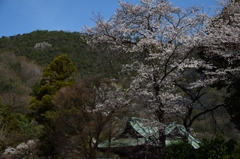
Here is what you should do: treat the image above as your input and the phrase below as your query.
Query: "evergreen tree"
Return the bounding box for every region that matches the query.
[28,54,77,158]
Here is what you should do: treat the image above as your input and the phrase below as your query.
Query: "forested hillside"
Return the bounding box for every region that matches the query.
[0,30,132,78]
[0,30,137,120]
[0,30,134,158]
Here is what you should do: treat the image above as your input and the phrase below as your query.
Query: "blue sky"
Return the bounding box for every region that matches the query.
[0,0,221,37]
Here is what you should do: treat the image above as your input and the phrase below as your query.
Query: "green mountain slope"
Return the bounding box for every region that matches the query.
[0,30,130,78]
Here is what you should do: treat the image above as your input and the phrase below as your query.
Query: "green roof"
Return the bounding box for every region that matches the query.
[98,117,200,149]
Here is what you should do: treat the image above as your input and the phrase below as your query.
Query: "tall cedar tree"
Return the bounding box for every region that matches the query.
[28,54,77,158]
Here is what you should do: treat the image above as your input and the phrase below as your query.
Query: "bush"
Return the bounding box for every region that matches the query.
[166,135,240,159]
[196,135,228,159]
[196,135,240,159]
[166,141,196,159]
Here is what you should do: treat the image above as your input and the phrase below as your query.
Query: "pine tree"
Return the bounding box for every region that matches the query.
[28,54,77,158]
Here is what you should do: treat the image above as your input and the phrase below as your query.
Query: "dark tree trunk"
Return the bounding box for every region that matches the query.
[156,107,166,158]
[159,131,166,159]
[154,76,166,159]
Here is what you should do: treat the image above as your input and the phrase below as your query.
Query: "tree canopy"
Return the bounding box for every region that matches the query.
[85,0,240,158]
[85,0,210,158]
[1,0,240,158]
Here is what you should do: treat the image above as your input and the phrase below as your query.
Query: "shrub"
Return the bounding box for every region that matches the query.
[166,141,196,159]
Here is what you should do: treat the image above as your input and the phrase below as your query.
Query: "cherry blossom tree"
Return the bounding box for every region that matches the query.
[85,0,208,158]
[197,0,240,130]
[192,0,240,87]
[53,77,130,159]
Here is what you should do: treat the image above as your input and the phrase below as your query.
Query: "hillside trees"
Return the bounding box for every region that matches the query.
[0,103,21,151]
[0,52,43,152]
[85,0,209,158]
[0,30,132,79]
[53,76,129,159]
[28,54,77,158]
[0,52,42,114]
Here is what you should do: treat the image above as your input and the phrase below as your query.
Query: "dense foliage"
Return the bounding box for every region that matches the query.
[28,54,77,157]
[0,30,132,78]
[0,0,240,158]
[166,135,240,159]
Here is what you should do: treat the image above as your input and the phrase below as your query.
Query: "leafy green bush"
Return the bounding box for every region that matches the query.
[166,141,196,159]
[166,136,240,159]
[230,143,240,159]
[196,135,240,159]
[196,135,228,159]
